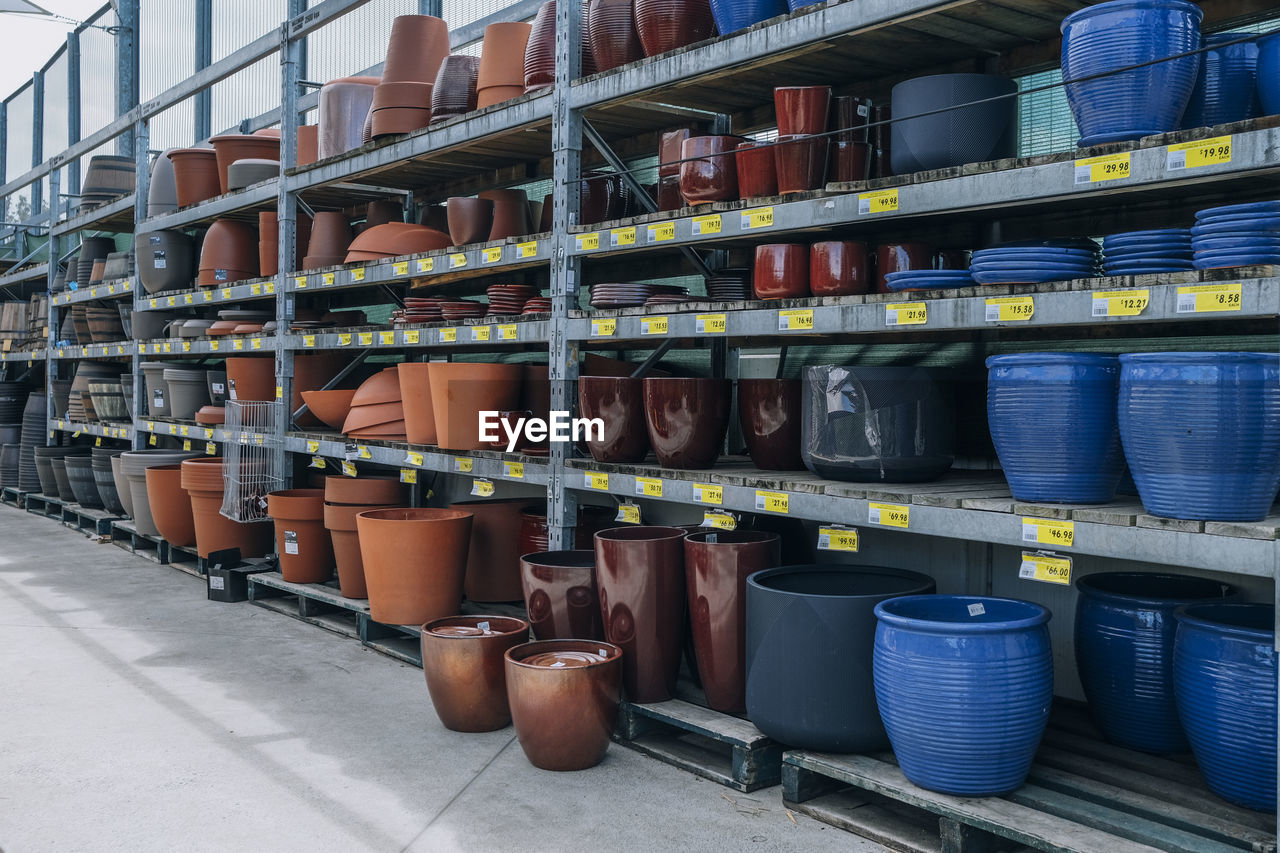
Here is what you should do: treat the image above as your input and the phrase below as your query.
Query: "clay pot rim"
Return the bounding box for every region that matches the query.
[357,507,473,523]
[506,639,623,668]
[594,525,687,543]
[746,564,937,600]
[422,614,530,638]
[520,549,595,569]
[685,530,780,546]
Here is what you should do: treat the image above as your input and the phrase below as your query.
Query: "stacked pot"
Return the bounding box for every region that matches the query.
[323,476,407,598]
[477,23,532,109]
[120,449,201,536]
[302,211,353,270]
[343,366,406,440]
[371,16,450,138]
[208,132,280,195]
[268,489,333,583]
[772,85,831,193]
[180,457,273,557]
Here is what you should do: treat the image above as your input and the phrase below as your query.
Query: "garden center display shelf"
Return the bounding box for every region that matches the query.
[283,432,550,488]
[0,263,49,296]
[283,319,550,352]
[135,335,275,356]
[51,419,133,441]
[136,419,229,447]
[0,349,44,364]
[50,194,136,237]
[52,342,137,359]
[136,278,276,311]
[50,277,133,307]
[138,179,402,234]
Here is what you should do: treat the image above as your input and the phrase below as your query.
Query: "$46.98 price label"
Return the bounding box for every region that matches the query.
[1022,517,1074,548]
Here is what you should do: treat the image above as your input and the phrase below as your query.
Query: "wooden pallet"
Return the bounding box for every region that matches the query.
[60,504,121,537]
[24,492,65,519]
[164,542,204,578]
[1,487,30,508]
[248,572,366,640]
[782,710,1277,853]
[615,697,784,793]
[110,520,167,564]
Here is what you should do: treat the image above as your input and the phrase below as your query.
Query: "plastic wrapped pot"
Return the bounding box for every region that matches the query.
[746,565,934,751]
[801,364,954,482]
[421,615,530,732]
[889,73,1016,174]
[874,595,1053,796]
[1076,571,1234,754]
[317,77,380,159]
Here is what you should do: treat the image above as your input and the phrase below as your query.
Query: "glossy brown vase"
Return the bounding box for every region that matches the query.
[167,149,221,208]
[643,377,730,470]
[830,140,871,183]
[810,240,870,296]
[679,135,743,204]
[684,530,780,712]
[519,505,618,554]
[774,134,828,194]
[875,242,932,294]
[382,15,450,84]
[735,140,778,200]
[209,134,280,194]
[268,489,333,584]
[449,498,534,602]
[594,526,686,703]
[775,85,831,135]
[446,197,495,246]
[357,508,473,625]
[753,243,809,299]
[577,376,650,463]
[587,0,644,72]
[634,0,715,58]
[421,615,530,732]
[521,550,605,641]
[144,464,196,547]
[198,219,258,287]
[505,640,623,770]
[738,378,804,470]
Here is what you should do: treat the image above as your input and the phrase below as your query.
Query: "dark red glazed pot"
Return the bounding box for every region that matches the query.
[679,135,744,204]
[420,615,530,732]
[774,85,831,135]
[832,94,873,143]
[936,249,972,270]
[829,140,871,183]
[586,0,644,71]
[577,375,650,463]
[521,550,605,641]
[738,378,805,470]
[634,0,715,58]
[810,240,870,296]
[659,128,693,210]
[519,504,619,554]
[684,530,781,712]
[735,140,778,200]
[774,134,828,194]
[753,243,809,300]
[875,242,932,294]
[594,526,687,703]
[642,377,731,470]
[506,640,622,770]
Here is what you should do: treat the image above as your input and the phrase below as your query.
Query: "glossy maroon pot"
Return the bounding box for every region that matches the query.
[936,249,972,270]
[735,140,778,200]
[577,375,650,463]
[519,504,619,554]
[775,85,831,135]
[753,243,809,300]
[829,140,871,183]
[594,526,687,702]
[738,378,805,470]
[420,615,529,732]
[506,640,622,770]
[642,377,731,469]
[774,134,828,194]
[634,0,715,58]
[875,242,932,294]
[521,550,605,640]
[586,0,644,72]
[659,128,693,210]
[684,530,780,712]
[832,94,873,143]
[679,135,743,204]
[810,240,870,296]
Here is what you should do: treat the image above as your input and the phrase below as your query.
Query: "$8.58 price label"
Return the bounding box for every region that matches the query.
[1177,283,1241,314]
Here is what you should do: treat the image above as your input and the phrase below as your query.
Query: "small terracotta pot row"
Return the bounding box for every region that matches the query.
[754,240,969,297]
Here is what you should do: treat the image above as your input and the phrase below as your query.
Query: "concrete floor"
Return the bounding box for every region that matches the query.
[0,506,886,853]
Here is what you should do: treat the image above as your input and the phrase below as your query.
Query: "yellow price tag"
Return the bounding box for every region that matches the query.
[692,214,721,236]
[647,221,675,243]
[400,468,418,484]
[358,332,373,346]
[504,461,524,479]
[209,340,220,351]
[1177,283,1241,313]
[517,240,538,258]
[471,326,491,342]
[351,267,365,282]
[303,335,316,347]
[183,292,193,305]
[1168,136,1231,171]
[858,189,899,215]
[453,457,473,473]
[617,504,641,524]
[94,437,102,447]
[341,460,357,478]
[1092,289,1149,317]
[392,262,408,276]
[250,282,262,295]
[148,434,157,446]
[405,451,424,466]
[576,232,600,251]
[166,296,177,307]
[206,442,217,455]
[449,253,467,269]
[232,339,244,350]
[265,281,275,294]
[357,446,372,459]
[868,502,910,528]
[250,337,262,350]
[149,298,158,309]
[641,316,668,336]
[308,455,325,468]
[696,313,726,334]
[635,476,663,497]
[202,290,213,302]
[755,490,789,514]
[482,246,502,264]
[778,309,814,331]
[886,302,928,326]
[985,296,1034,322]
[294,275,307,289]
[179,425,190,436]
[182,439,192,451]
[379,331,395,345]
[1022,517,1074,548]
[471,479,495,497]
[498,324,518,340]
[740,207,773,230]
[818,527,860,552]
[416,258,433,274]
[1020,551,1072,585]
[585,471,609,490]
[403,329,420,344]
[1075,152,1131,184]
[221,288,232,300]
[439,327,457,343]
[609,227,635,248]
[693,483,722,505]
[702,511,736,530]
[306,440,319,453]
[322,272,335,286]
[181,341,192,353]
[591,318,616,337]
[338,333,352,346]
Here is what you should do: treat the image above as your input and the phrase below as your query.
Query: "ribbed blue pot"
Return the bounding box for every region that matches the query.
[986,353,1124,503]
[1075,572,1235,754]
[1182,32,1261,129]
[873,595,1053,797]
[708,0,787,35]
[1060,0,1203,145]
[1118,352,1280,521]
[1174,603,1277,811]
[1260,33,1280,117]
[786,0,822,10]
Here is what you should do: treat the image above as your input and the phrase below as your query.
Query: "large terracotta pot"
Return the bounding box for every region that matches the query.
[449,498,535,602]
[209,134,280,194]
[810,240,870,296]
[753,243,809,299]
[738,378,804,470]
[305,211,354,260]
[144,464,196,546]
[679,135,743,204]
[225,357,275,403]
[634,0,715,58]
[356,508,473,625]
[382,15,450,84]
[179,458,273,558]
[587,0,644,72]
[478,22,533,92]
[166,149,221,208]
[421,615,530,732]
[397,362,437,445]
[198,219,259,287]
[325,474,406,506]
[594,525,687,703]
[446,197,495,246]
[425,362,524,451]
[684,530,781,712]
[505,640,623,770]
[323,494,407,599]
[642,377,731,470]
[521,550,605,641]
[268,489,333,584]
[577,376,649,463]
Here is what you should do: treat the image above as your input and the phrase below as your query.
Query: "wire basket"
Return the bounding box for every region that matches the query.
[221,400,284,523]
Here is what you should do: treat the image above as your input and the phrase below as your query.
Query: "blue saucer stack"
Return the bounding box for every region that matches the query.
[884,269,976,292]
[1102,228,1194,275]
[970,239,1102,285]
[1192,201,1280,269]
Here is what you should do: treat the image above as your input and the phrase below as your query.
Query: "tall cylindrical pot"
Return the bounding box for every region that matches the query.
[268,489,333,584]
[356,508,473,625]
[520,550,605,641]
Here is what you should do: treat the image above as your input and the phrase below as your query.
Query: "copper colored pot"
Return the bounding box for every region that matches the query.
[505,639,623,770]
[875,242,932,294]
[684,530,781,712]
[679,135,743,204]
[577,375,650,463]
[521,550,605,641]
[357,508,473,625]
[446,197,495,246]
[421,615,530,732]
[594,526,686,702]
[634,0,715,58]
[586,0,644,72]
[774,85,831,135]
[774,134,828,194]
[425,362,523,451]
[810,240,869,296]
[753,243,809,300]
[642,377,731,470]
[735,140,778,200]
[738,378,804,470]
[449,497,535,602]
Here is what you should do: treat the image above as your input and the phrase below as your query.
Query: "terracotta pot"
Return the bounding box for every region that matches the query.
[449,498,534,602]
[356,508,473,625]
[774,134,828,194]
[446,197,495,246]
[144,464,196,546]
[345,223,451,261]
[577,376,649,462]
[318,77,380,159]
[519,505,619,554]
[306,211,353,259]
[738,378,805,470]
[344,403,405,434]
[829,140,871,183]
[224,357,275,403]
[594,526,686,702]
[365,200,403,227]
[167,149,221,208]
[679,135,743,204]
[478,22,533,91]
[198,219,259,287]
[209,134,280,194]
[684,530,780,712]
[292,353,347,429]
[875,242,932,294]
[382,15,450,84]
[325,474,406,506]
[268,489,333,584]
[753,243,809,299]
[643,377,731,469]
[431,55,480,120]
[297,125,319,166]
[587,0,644,72]
[506,640,623,770]
[810,240,869,296]
[259,211,279,277]
[476,85,525,109]
[735,140,778,200]
[479,188,532,240]
[396,362,437,445]
[426,362,524,450]
[351,366,401,406]
[323,501,390,598]
[371,105,431,137]
[521,550,605,641]
[775,85,831,135]
[421,615,530,732]
[179,458,274,558]
[635,0,715,58]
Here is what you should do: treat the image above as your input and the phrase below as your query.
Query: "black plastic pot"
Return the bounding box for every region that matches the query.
[889,73,1017,175]
[745,564,935,752]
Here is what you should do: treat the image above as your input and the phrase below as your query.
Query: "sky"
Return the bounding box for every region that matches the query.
[0,0,112,98]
